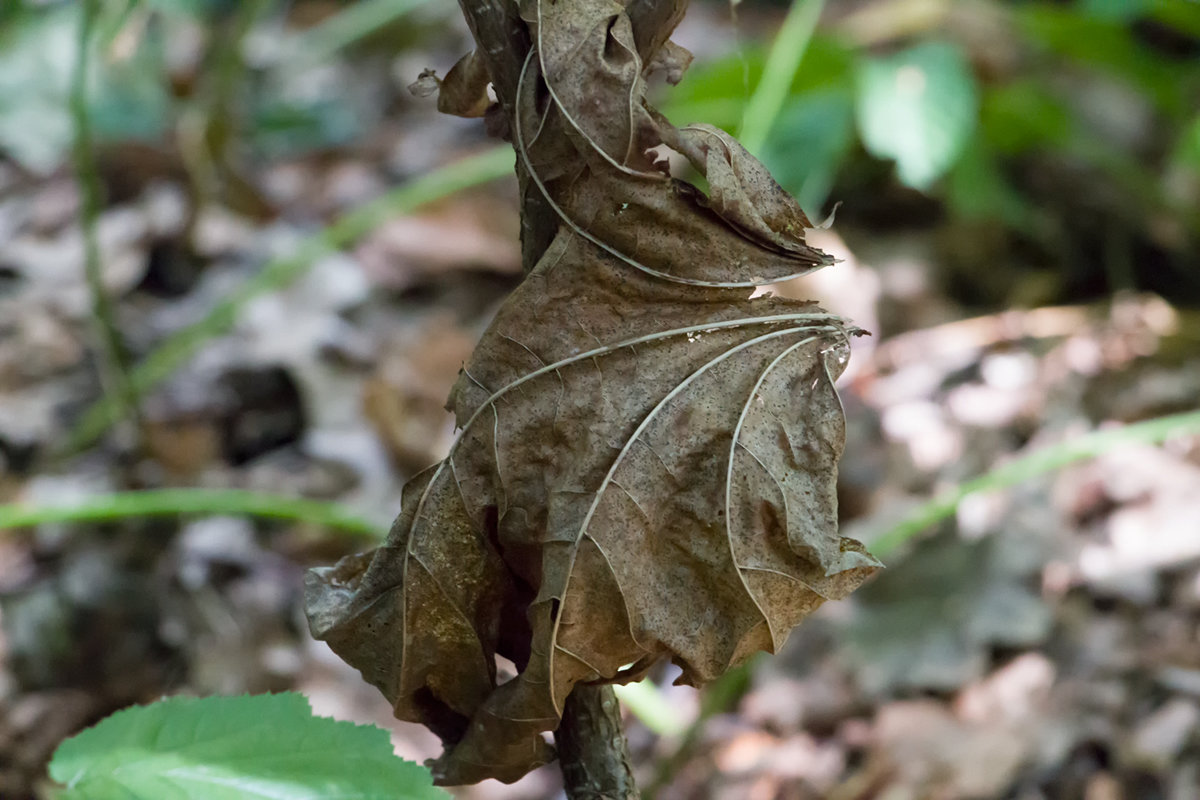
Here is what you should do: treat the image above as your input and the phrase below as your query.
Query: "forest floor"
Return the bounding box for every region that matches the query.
[2,2,1200,799]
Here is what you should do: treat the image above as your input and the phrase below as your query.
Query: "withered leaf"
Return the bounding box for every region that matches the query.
[647,39,693,85]
[437,50,492,118]
[407,69,441,99]
[307,0,879,786]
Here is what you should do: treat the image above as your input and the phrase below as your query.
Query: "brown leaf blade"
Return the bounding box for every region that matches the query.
[307,233,879,784]
[438,51,492,118]
[308,0,879,785]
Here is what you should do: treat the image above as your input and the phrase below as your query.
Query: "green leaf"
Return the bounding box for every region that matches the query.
[944,138,1030,228]
[0,4,169,173]
[738,0,826,156]
[1175,113,1200,171]
[762,88,855,214]
[661,48,765,131]
[1147,0,1200,37]
[49,692,449,800]
[1017,6,1197,118]
[786,36,858,97]
[661,36,854,135]
[1079,0,1149,21]
[855,41,978,191]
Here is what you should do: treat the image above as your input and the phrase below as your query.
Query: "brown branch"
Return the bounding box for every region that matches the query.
[453,0,556,272]
[554,684,640,800]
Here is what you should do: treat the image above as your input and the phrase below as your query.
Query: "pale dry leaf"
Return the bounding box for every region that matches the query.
[675,124,819,248]
[307,0,878,785]
[408,69,441,99]
[647,40,693,85]
[513,57,833,287]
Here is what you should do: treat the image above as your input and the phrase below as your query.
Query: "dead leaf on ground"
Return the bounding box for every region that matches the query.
[844,528,1052,694]
[307,0,877,784]
[858,699,1032,799]
[364,314,478,472]
[354,196,521,291]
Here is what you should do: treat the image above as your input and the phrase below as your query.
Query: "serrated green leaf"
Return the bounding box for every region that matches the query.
[49,692,449,800]
[855,41,978,191]
[945,139,1030,228]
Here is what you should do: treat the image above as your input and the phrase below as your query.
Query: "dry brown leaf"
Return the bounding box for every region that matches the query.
[647,40,693,85]
[407,68,440,99]
[438,51,492,118]
[308,238,877,784]
[307,0,878,785]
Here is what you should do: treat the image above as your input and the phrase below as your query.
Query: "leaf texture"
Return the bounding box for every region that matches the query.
[49,693,448,799]
[306,0,880,785]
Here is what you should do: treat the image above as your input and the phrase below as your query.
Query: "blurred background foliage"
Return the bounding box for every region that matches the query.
[664,0,1200,309]
[2,0,1197,307]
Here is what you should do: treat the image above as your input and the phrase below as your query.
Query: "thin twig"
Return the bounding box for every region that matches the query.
[71,0,143,442]
[644,662,753,797]
[555,685,640,800]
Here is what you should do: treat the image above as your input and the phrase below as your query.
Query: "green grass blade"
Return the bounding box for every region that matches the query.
[871,409,1200,557]
[287,0,437,66]
[613,680,687,737]
[65,145,514,453]
[738,0,826,156]
[0,488,386,538]
[74,0,143,436]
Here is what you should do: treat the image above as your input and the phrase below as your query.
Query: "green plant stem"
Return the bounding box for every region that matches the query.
[612,680,686,738]
[738,0,826,156]
[871,408,1200,557]
[288,0,436,66]
[0,489,383,538]
[72,0,142,439]
[65,145,515,454]
[178,0,270,218]
[644,660,754,797]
